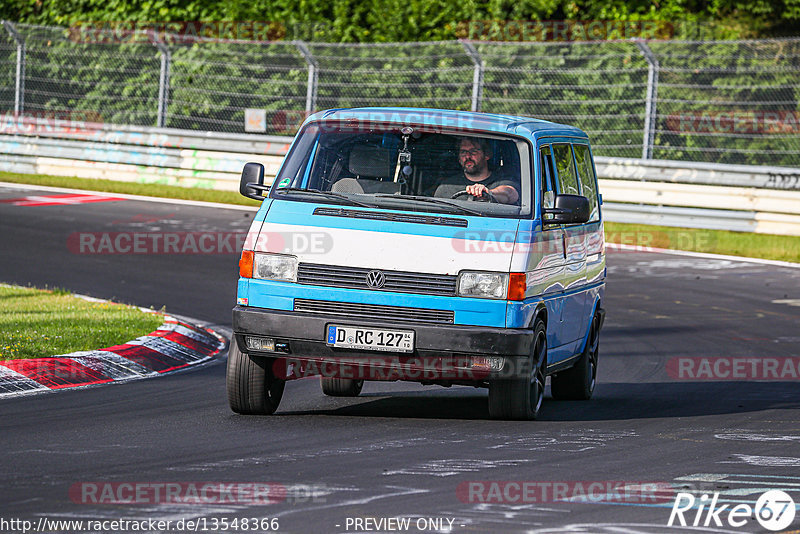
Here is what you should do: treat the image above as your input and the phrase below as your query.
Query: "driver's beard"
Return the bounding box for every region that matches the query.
[463,164,487,178]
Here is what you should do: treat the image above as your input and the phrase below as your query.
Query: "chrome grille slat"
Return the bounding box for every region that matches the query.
[300,265,360,273]
[294,298,454,324]
[297,263,457,296]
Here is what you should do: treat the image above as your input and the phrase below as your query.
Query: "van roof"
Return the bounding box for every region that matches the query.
[305,107,589,140]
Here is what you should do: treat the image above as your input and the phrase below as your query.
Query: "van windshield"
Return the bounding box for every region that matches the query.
[270,124,532,218]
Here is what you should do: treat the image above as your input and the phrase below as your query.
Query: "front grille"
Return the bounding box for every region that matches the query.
[294,298,455,324]
[297,263,457,296]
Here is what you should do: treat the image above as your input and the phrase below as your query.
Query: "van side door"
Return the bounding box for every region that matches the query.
[551,143,589,347]
[573,142,605,344]
[533,145,570,355]
[573,142,604,287]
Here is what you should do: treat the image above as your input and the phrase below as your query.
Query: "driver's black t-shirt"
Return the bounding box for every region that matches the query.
[433,170,519,203]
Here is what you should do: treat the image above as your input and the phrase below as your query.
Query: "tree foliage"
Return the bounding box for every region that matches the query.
[2,0,799,41]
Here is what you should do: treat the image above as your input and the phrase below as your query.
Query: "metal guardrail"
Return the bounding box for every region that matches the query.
[0,118,288,188]
[594,156,800,234]
[595,157,800,190]
[1,119,799,235]
[601,203,798,235]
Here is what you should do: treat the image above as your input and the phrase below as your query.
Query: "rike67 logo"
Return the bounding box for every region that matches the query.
[668,490,796,531]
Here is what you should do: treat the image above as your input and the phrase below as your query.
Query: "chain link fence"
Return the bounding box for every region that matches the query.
[0,24,16,113]
[1,22,798,167]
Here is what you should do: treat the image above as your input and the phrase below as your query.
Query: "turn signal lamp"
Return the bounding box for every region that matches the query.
[239,250,254,278]
[507,273,527,301]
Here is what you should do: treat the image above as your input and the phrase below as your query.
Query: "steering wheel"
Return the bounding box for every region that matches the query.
[450,189,498,203]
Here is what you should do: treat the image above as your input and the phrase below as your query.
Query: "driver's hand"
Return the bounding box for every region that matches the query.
[465,184,489,198]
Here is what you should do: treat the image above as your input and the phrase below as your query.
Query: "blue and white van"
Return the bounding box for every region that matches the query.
[228,108,605,420]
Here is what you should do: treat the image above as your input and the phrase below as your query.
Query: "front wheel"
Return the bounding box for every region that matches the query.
[226,340,285,414]
[551,313,600,400]
[488,319,547,420]
[321,378,364,397]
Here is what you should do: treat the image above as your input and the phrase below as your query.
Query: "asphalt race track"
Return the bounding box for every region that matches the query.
[1,184,799,534]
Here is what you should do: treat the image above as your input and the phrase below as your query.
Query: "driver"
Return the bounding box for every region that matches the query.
[434,137,519,204]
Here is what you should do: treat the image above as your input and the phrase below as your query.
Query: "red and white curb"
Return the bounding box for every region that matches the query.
[0,315,227,398]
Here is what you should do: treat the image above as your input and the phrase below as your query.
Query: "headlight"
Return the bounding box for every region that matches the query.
[457,271,508,299]
[253,253,298,282]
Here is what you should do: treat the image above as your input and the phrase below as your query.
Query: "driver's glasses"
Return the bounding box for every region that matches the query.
[459,149,482,158]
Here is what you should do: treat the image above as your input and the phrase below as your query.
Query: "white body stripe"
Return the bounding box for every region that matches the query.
[254,222,514,274]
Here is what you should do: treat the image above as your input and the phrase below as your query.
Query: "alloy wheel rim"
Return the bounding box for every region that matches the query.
[588,318,599,392]
[530,330,546,413]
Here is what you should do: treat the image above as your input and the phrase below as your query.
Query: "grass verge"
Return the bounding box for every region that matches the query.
[1,171,798,263]
[0,285,165,360]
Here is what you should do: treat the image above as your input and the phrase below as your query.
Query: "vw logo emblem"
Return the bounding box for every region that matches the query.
[365,270,386,289]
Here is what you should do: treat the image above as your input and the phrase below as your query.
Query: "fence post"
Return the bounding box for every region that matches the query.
[461,40,483,112]
[153,37,171,128]
[295,41,318,115]
[635,40,659,160]
[2,21,25,114]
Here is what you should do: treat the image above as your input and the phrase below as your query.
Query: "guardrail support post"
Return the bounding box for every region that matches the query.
[461,40,483,112]
[153,37,171,128]
[636,40,659,160]
[295,41,318,116]
[2,21,25,114]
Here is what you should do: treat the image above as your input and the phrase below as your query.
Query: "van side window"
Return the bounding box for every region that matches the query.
[539,146,556,209]
[552,144,579,196]
[573,144,600,222]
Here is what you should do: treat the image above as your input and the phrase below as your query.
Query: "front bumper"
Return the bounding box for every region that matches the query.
[232,306,534,382]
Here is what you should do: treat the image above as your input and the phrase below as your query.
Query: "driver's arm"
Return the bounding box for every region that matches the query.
[465,183,519,204]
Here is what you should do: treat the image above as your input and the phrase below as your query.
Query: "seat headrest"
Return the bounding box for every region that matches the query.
[330,178,364,194]
[348,145,393,178]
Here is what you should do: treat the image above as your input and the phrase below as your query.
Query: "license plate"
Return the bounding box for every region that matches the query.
[326,325,414,353]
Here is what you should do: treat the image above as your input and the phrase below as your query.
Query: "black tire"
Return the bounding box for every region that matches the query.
[488,319,547,420]
[321,378,364,397]
[226,341,285,414]
[551,313,600,401]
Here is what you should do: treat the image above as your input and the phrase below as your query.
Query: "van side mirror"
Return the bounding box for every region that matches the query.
[240,162,270,201]
[543,194,590,225]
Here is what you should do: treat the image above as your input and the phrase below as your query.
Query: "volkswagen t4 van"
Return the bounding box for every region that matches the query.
[228,108,605,420]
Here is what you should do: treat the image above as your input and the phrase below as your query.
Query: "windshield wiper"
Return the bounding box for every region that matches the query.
[374,194,484,216]
[273,188,379,209]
